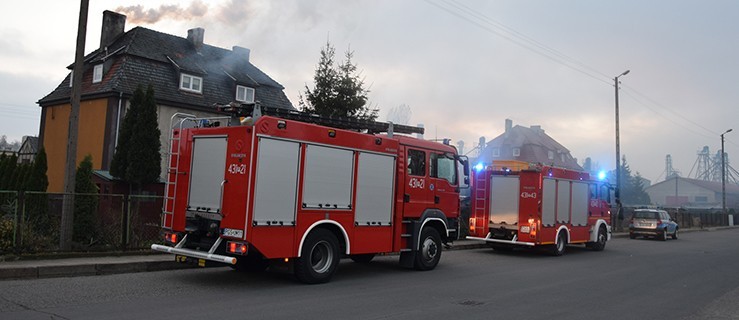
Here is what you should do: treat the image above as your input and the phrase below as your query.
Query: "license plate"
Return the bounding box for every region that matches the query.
[223,228,244,238]
[520,226,530,233]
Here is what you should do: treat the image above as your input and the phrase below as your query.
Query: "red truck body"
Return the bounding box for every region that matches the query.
[466,161,611,255]
[152,106,467,283]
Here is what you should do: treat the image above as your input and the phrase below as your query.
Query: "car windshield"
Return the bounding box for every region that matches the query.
[634,211,658,219]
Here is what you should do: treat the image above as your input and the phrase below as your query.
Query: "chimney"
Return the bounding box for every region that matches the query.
[505,119,513,133]
[100,10,126,49]
[187,28,205,50]
[233,46,251,62]
[531,125,544,134]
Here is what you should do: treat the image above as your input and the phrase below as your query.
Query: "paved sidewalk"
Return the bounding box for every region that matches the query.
[0,227,734,281]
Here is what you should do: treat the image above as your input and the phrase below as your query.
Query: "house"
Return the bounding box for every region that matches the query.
[37,10,293,192]
[17,136,39,164]
[645,176,739,210]
[478,119,583,171]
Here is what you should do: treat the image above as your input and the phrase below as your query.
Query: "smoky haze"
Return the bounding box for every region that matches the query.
[116,1,209,24]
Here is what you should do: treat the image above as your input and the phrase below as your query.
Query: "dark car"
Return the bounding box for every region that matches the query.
[629,209,679,241]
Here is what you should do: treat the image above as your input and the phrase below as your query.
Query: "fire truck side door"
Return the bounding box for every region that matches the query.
[430,152,459,217]
[403,147,432,217]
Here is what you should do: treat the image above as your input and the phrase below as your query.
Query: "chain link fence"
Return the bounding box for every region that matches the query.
[0,191,164,256]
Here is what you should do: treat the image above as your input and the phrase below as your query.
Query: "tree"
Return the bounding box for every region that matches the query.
[614,156,651,206]
[110,85,161,191]
[110,86,144,179]
[24,148,50,234]
[300,41,377,121]
[73,155,98,244]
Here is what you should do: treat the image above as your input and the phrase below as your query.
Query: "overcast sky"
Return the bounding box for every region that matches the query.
[1,0,737,184]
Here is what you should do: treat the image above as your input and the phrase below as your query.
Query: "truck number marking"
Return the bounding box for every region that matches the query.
[228,163,247,175]
[521,192,537,199]
[409,177,425,189]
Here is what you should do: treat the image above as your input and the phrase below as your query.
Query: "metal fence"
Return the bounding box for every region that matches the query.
[0,191,163,256]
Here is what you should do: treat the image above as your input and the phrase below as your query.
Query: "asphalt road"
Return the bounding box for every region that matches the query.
[1,229,738,320]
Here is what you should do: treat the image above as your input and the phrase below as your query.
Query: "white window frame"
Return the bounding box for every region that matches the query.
[513,148,520,157]
[180,73,203,93]
[548,150,554,160]
[69,70,73,87]
[93,64,103,83]
[492,148,500,158]
[236,85,255,103]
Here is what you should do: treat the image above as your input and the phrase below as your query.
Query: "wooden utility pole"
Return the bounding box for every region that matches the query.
[60,0,89,250]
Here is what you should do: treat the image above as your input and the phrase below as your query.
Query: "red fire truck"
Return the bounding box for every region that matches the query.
[151,104,469,283]
[466,161,611,255]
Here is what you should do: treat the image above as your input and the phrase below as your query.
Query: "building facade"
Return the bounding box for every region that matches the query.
[37,10,293,192]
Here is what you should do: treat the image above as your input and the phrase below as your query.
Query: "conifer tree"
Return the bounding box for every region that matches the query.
[125,85,161,189]
[300,41,377,121]
[73,155,98,244]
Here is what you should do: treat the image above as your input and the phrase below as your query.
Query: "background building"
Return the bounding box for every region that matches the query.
[37,10,293,192]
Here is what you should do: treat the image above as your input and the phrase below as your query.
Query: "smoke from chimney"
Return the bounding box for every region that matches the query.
[116,1,208,24]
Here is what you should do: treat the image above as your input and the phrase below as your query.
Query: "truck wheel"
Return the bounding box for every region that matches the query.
[588,226,607,251]
[550,231,566,256]
[414,227,442,271]
[350,253,376,263]
[295,229,340,284]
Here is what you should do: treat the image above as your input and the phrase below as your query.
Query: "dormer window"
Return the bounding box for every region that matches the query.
[180,73,202,93]
[69,70,73,87]
[93,64,103,83]
[236,85,255,103]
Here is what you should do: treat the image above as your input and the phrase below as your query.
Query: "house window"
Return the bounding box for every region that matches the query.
[93,64,103,83]
[236,85,255,103]
[492,148,500,158]
[180,73,202,93]
[513,148,520,157]
[561,153,566,162]
[548,150,554,160]
[69,70,73,87]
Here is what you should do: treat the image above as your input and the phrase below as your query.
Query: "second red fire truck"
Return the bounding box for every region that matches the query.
[466,161,612,255]
[152,104,469,283]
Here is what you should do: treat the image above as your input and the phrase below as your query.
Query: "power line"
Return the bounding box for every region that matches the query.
[425,0,736,149]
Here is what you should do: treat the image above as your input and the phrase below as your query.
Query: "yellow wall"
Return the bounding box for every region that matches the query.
[43,99,108,192]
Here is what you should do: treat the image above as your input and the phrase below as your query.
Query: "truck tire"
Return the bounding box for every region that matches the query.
[550,231,566,256]
[414,227,442,271]
[587,226,607,251]
[350,253,376,263]
[295,229,340,284]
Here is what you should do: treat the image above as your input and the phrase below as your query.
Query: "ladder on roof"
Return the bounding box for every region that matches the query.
[216,103,425,136]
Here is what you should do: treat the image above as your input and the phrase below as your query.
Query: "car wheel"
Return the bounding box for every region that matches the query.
[550,231,566,256]
[414,227,442,271]
[672,228,679,240]
[660,229,668,241]
[295,229,340,284]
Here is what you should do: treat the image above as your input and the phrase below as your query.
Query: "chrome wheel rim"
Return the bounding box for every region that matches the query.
[310,240,333,274]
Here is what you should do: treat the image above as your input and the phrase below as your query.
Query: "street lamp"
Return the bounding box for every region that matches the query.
[722,129,732,215]
[614,70,629,230]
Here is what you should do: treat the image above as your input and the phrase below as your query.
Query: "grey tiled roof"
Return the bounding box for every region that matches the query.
[38,27,293,111]
[482,125,583,171]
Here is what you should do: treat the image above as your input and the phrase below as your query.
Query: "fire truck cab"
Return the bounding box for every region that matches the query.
[152,104,468,283]
[466,161,611,255]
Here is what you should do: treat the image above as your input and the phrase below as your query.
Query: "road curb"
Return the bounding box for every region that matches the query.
[0,260,195,281]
